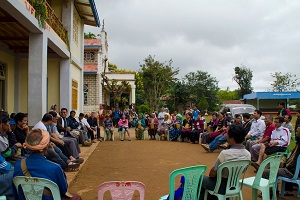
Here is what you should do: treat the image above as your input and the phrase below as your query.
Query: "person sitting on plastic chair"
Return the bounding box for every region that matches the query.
[12,128,82,200]
[199,124,251,200]
[133,113,146,140]
[263,127,300,197]
[251,117,289,170]
[118,114,131,141]
[103,115,114,141]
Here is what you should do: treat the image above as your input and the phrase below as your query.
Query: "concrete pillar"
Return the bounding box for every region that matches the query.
[60,58,72,110]
[256,98,260,109]
[28,33,48,126]
[14,56,20,112]
[131,85,136,104]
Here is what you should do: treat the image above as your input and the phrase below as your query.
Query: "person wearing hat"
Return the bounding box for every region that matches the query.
[13,128,82,200]
[0,112,14,199]
[169,114,182,141]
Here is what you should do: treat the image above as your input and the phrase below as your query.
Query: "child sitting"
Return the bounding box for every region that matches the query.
[103,115,114,141]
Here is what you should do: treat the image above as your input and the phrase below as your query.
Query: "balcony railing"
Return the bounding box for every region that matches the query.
[26,0,68,44]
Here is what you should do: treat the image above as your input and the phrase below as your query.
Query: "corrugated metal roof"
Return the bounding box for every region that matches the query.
[74,0,100,27]
[243,92,300,100]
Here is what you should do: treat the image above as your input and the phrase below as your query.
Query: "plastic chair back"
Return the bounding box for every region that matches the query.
[13,176,61,200]
[169,165,207,200]
[98,181,145,200]
[276,154,300,197]
[254,155,283,187]
[214,160,250,197]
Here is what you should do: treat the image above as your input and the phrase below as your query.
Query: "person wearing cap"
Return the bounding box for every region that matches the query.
[0,112,14,199]
[13,129,82,200]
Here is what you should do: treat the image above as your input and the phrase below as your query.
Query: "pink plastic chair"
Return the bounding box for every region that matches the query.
[98,181,145,200]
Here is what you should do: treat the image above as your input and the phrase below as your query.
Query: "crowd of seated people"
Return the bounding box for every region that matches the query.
[0,104,107,199]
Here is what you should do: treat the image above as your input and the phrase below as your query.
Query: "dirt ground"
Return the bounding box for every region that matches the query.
[69,129,298,200]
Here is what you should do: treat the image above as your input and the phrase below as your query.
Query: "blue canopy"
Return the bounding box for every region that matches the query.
[243,92,300,100]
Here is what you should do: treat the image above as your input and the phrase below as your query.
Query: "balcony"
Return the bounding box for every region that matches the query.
[27,0,68,44]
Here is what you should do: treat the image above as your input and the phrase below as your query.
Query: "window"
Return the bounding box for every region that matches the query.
[72,80,78,110]
[83,84,88,105]
[84,51,96,63]
[0,64,5,79]
[73,9,79,44]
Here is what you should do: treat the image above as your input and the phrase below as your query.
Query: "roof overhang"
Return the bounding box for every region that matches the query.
[74,0,100,27]
[84,72,97,74]
[243,92,300,100]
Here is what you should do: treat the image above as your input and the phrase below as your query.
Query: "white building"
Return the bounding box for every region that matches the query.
[0,0,100,125]
[83,26,136,113]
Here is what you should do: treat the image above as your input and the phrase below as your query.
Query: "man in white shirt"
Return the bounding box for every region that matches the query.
[157,107,165,127]
[245,110,266,149]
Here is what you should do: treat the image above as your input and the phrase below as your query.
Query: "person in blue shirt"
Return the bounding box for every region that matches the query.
[13,128,81,200]
[192,105,200,122]
[103,115,114,141]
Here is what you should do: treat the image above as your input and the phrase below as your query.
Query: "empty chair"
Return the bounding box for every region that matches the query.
[160,165,207,200]
[204,159,251,200]
[276,154,300,198]
[98,181,145,200]
[13,176,61,200]
[241,155,283,200]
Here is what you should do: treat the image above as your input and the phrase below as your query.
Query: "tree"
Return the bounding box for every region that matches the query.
[84,32,96,39]
[139,55,179,110]
[101,71,131,109]
[184,70,219,111]
[217,88,239,104]
[108,62,118,72]
[270,72,300,92]
[135,72,146,106]
[233,66,253,98]
[198,96,209,112]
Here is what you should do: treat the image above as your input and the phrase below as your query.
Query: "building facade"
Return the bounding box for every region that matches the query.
[0,0,100,125]
[83,27,136,113]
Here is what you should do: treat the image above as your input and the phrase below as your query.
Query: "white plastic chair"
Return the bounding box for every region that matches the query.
[13,176,61,200]
[98,181,145,200]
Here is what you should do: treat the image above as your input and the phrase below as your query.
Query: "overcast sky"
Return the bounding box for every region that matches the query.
[85,0,300,91]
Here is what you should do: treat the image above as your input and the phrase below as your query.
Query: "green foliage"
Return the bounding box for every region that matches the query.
[137,104,151,114]
[139,55,179,110]
[198,96,209,112]
[184,70,219,111]
[233,66,253,98]
[33,0,47,28]
[270,72,300,92]
[84,32,96,39]
[217,88,239,104]
[135,72,146,106]
[108,62,118,72]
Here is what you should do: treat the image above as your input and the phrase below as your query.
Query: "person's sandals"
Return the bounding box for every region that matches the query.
[251,162,260,171]
[65,162,80,172]
[284,192,294,196]
[73,157,84,164]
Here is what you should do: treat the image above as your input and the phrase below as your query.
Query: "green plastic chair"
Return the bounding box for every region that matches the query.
[103,129,114,141]
[240,155,283,200]
[160,165,207,200]
[13,176,61,200]
[204,159,251,200]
